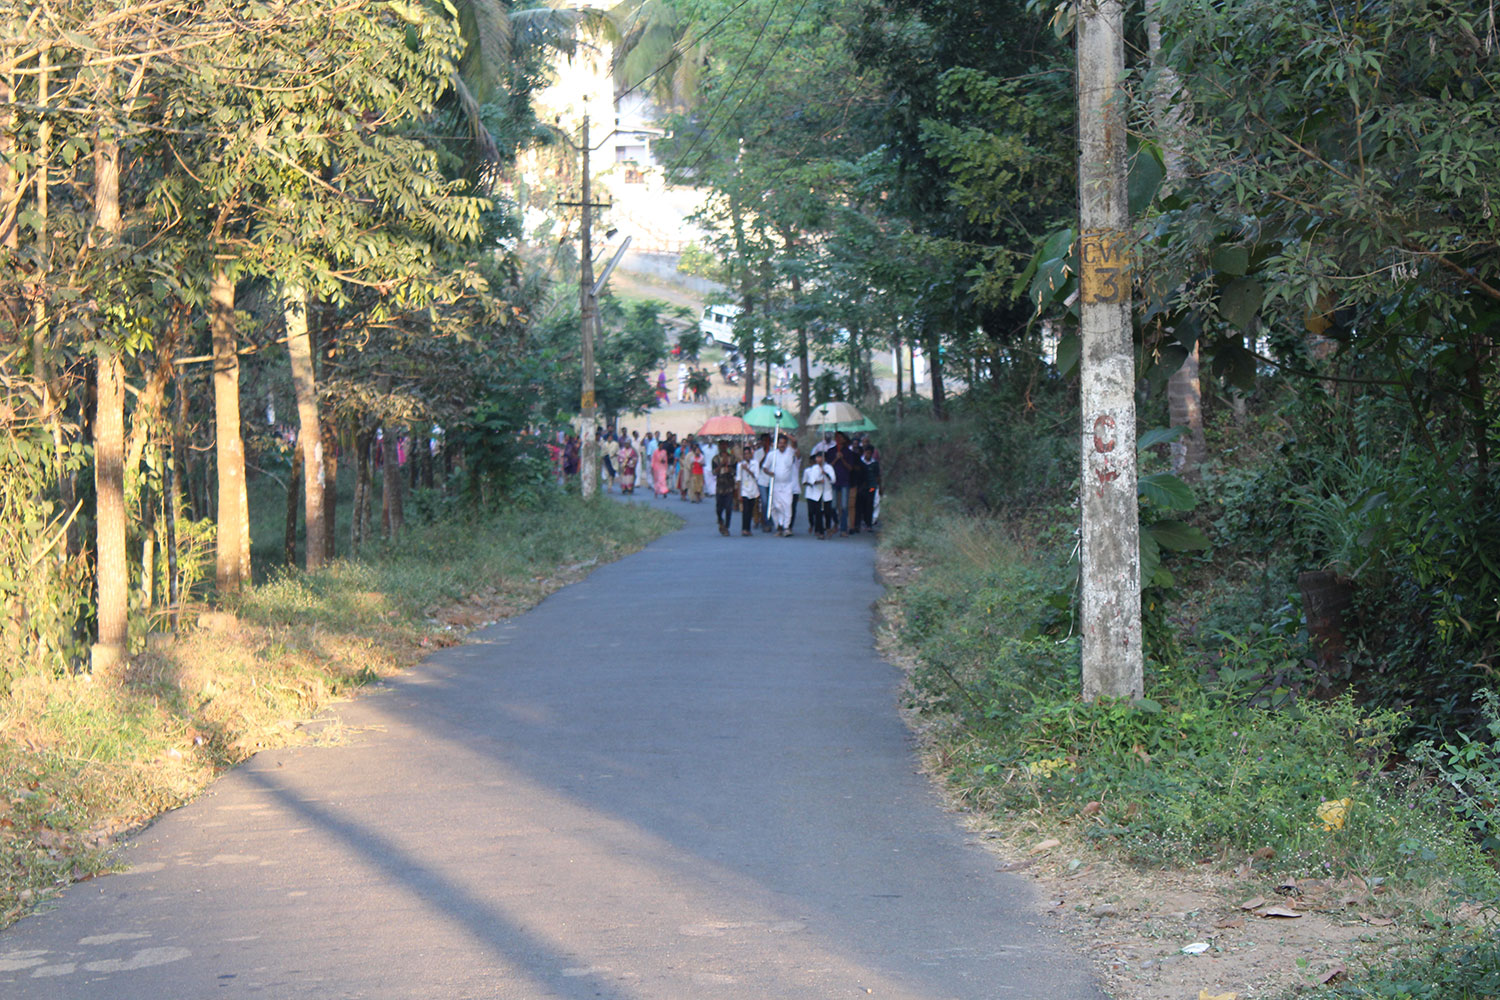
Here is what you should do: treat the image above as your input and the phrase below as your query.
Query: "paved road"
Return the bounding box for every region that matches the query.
[0,496,1104,1000]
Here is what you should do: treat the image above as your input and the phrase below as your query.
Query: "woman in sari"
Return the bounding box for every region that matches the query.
[651,442,670,497]
[618,439,639,494]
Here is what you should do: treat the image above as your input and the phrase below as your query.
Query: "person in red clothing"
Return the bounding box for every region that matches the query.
[687,443,705,502]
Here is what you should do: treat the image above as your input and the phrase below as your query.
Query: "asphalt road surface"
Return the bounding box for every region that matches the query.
[0,494,1104,1000]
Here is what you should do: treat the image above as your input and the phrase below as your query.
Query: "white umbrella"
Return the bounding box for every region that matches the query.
[805,401,866,427]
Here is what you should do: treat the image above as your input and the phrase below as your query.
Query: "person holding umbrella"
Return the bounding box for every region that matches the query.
[712,439,737,535]
[760,431,798,537]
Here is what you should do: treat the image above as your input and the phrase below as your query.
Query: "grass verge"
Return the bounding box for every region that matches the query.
[877,487,1500,999]
[0,496,677,928]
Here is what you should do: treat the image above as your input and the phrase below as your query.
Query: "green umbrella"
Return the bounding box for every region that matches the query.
[742,404,798,429]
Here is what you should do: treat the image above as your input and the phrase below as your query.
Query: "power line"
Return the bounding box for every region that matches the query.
[614,0,757,104]
[671,0,813,181]
[657,0,785,181]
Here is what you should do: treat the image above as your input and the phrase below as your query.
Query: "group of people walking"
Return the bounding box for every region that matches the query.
[599,427,881,539]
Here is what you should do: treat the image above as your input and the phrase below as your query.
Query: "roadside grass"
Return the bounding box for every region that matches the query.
[877,484,1500,995]
[0,495,677,928]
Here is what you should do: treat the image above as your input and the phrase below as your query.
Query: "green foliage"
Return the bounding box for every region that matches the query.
[1410,689,1500,855]
[1318,938,1500,1000]
[0,428,91,690]
[895,511,1481,880]
[883,409,1497,902]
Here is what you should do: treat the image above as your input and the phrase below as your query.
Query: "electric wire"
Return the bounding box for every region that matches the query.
[655,0,784,180]
[614,0,757,104]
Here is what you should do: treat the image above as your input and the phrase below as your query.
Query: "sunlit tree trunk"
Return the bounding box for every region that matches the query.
[94,348,129,675]
[212,268,250,592]
[0,63,21,339]
[90,121,129,676]
[285,284,325,570]
[1148,0,1207,482]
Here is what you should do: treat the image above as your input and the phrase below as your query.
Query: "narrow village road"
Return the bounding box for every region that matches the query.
[0,496,1104,1000]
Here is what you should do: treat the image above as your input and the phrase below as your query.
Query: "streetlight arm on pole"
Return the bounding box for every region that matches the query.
[592,236,633,298]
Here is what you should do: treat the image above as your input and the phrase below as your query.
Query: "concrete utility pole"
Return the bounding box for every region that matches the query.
[578,115,600,499]
[1076,0,1143,700]
[559,117,618,498]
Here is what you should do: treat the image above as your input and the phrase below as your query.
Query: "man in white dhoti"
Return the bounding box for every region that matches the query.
[759,433,799,537]
[700,439,718,497]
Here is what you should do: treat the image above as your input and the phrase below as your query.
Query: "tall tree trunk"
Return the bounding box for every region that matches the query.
[1147,0,1206,482]
[284,443,301,566]
[848,326,859,401]
[211,268,250,593]
[352,425,374,551]
[927,331,948,421]
[409,425,420,490]
[360,431,375,545]
[0,63,22,339]
[381,422,404,539]
[139,468,157,611]
[320,416,338,560]
[1167,346,1207,481]
[285,284,325,570]
[787,271,810,420]
[166,386,182,631]
[93,350,129,676]
[419,426,434,489]
[33,50,69,560]
[90,119,129,676]
[894,335,905,418]
[1077,0,1142,700]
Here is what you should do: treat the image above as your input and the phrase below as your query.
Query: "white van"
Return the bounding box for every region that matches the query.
[699,303,742,346]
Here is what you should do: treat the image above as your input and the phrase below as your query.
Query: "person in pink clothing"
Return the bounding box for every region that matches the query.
[651,444,670,497]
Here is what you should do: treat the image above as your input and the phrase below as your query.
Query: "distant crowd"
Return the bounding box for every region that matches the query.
[571,428,882,538]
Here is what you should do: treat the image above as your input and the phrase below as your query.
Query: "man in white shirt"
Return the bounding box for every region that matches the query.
[760,433,799,537]
[801,449,836,538]
[751,433,772,532]
[810,431,835,457]
[735,445,761,536]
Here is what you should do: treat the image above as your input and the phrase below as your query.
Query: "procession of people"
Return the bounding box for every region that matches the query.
[574,424,882,539]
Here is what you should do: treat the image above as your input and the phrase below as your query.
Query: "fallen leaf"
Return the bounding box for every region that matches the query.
[1080,801,1103,817]
[1251,846,1275,860]
[1320,965,1347,985]
[1199,992,1239,1000]
[1257,906,1303,918]
[1029,838,1062,855]
[1360,914,1395,927]
[1213,917,1244,930]
[1239,896,1267,910]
